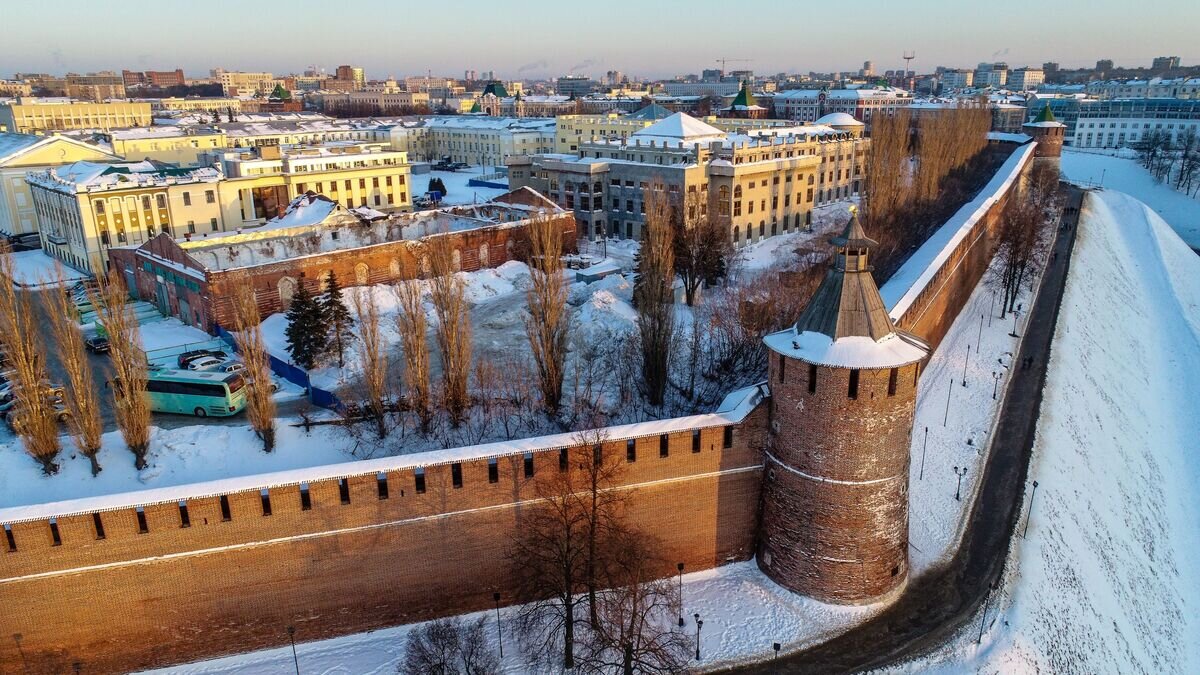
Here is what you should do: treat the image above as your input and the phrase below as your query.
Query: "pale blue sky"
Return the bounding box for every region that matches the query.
[1,0,1196,79]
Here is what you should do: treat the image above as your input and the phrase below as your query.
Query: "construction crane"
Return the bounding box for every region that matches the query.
[716,58,752,76]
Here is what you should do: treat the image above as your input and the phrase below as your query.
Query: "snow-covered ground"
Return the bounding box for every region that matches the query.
[0,424,355,511]
[3,249,87,287]
[143,562,887,675]
[415,168,509,206]
[906,257,1029,574]
[891,189,1200,674]
[132,206,1036,674]
[137,317,214,353]
[1061,149,1200,249]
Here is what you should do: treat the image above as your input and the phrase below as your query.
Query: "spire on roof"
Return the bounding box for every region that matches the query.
[792,207,896,342]
[469,99,481,113]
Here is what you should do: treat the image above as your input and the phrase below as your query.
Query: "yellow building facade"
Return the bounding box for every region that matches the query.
[109,127,229,165]
[0,99,153,134]
[211,144,413,226]
[0,134,120,237]
[25,162,227,274]
[555,111,794,153]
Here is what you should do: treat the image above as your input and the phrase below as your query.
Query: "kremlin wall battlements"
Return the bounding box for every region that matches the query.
[0,138,1042,674]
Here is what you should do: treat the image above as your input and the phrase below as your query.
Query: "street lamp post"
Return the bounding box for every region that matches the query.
[287,626,300,675]
[961,344,971,387]
[1023,480,1040,538]
[677,562,685,627]
[1009,309,1020,338]
[694,614,703,661]
[919,426,929,480]
[989,290,996,327]
[773,642,781,660]
[943,377,953,427]
[978,581,997,643]
[493,592,504,658]
[992,371,1003,400]
[954,466,968,501]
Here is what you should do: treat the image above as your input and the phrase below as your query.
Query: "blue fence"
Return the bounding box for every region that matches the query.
[467,177,509,190]
[214,326,343,411]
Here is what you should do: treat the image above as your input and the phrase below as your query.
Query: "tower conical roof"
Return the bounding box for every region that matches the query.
[829,210,878,249]
[795,212,898,342]
[731,81,757,108]
[764,211,929,368]
[1035,104,1056,123]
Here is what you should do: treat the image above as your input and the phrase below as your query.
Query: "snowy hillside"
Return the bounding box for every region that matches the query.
[892,189,1200,674]
[1061,150,1200,249]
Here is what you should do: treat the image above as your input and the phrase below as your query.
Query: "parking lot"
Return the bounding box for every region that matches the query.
[0,288,313,441]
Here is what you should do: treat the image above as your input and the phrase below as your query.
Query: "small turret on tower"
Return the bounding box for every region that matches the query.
[1023,104,1066,158]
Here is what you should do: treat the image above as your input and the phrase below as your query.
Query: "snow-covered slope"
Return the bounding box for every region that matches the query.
[1061,150,1200,250]
[896,189,1200,674]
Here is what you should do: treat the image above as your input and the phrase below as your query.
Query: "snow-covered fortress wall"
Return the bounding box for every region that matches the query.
[0,141,1037,674]
[883,140,1038,345]
[0,399,768,674]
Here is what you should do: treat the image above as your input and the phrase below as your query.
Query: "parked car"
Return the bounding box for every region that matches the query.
[5,402,71,432]
[84,334,110,354]
[0,381,64,400]
[178,349,228,368]
[216,361,245,374]
[0,391,64,415]
[186,356,224,371]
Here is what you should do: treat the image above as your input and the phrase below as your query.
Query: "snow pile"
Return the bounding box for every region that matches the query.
[575,288,638,342]
[898,189,1200,674]
[1060,149,1200,249]
[2,250,87,287]
[459,260,531,303]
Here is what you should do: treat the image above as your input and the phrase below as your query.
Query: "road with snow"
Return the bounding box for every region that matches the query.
[729,185,1085,674]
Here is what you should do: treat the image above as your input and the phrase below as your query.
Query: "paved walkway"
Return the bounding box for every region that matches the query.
[727,184,1086,674]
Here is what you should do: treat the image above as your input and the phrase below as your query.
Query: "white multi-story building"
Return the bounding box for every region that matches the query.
[773,87,913,126]
[1007,68,1045,91]
[388,117,556,168]
[1084,77,1200,100]
[217,71,279,96]
[940,69,974,90]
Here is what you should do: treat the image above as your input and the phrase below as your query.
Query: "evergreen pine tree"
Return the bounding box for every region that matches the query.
[320,271,355,368]
[284,283,325,369]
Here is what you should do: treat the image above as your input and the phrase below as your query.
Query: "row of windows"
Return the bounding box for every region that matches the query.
[777,357,912,399]
[2,428,738,551]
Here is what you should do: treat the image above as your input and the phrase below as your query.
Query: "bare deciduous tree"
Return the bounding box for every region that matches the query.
[992,162,1061,316]
[576,528,693,675]
[94,276,151,469]
[524,213,570,416]
[0,248,61,474]
[673,189,732,307]
[636,187,676,406]
[47,269,104,475]
[400,616,499,675]
[231,286,277,452]
[428,237,472,427]
[393,278,432,433]
[352,288,389,439]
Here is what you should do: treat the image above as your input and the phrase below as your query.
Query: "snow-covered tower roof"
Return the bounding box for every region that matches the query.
[764,209,929,368]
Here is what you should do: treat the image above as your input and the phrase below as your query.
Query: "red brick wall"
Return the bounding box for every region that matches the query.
[0,408,764,674]
[893,146,1036,350]
[759,356,920,603]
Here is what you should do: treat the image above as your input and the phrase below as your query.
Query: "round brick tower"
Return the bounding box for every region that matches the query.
[1023,104,1066,158]
[759,211,929,604]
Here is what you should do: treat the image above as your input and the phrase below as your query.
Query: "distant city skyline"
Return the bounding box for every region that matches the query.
[2,0,1197,80]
